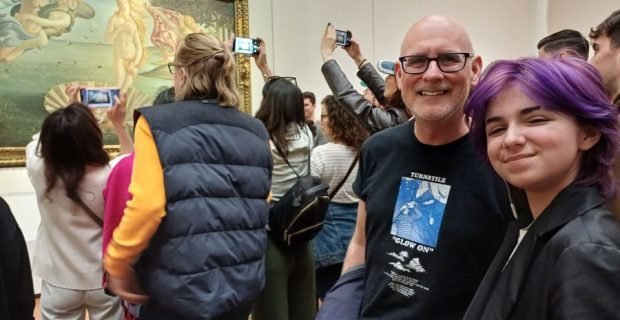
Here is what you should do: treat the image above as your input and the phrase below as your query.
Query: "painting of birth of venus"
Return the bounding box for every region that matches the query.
[0,0,238,152]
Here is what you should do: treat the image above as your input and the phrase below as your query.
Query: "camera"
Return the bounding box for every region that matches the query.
[233,37,260,56]
[335,29,351,47]
[79,87,121,108]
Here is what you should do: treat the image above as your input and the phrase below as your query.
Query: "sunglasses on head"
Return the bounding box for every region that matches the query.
[267,76,297,86]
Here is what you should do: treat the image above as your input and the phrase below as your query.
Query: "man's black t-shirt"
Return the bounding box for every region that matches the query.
[353,121,512,320]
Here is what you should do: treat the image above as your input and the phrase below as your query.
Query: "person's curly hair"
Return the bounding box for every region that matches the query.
[321,95,369,150]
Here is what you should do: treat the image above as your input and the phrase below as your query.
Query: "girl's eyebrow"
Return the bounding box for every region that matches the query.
[485,105,541,125]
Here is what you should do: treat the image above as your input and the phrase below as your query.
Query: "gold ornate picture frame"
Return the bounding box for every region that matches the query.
[0,0,251,168]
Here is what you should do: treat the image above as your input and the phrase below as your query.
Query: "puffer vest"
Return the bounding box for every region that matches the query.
[135,100,272,319]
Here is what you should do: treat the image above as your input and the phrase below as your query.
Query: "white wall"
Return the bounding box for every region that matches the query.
[548,0,619,50]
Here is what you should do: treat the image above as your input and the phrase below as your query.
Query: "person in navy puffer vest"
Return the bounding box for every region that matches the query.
[104,32,273,320]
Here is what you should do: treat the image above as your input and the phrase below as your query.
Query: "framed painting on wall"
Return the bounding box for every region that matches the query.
[0,0,251,167]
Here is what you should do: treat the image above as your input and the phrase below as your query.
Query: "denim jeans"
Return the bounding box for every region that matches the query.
[312,202,358,268]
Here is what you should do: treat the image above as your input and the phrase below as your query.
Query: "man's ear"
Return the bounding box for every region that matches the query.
[470,55,483,86]
[395,61,404,90]
[578,125,601,151]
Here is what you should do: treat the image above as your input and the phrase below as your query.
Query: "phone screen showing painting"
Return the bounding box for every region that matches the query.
[79,88,121,108]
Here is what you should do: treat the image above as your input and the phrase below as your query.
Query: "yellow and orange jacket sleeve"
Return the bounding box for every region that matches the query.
[104,116,167,278]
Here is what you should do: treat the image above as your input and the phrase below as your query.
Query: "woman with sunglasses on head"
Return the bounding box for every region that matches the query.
[104,33,272,320]
[253,78,317,320]
[463,58,620,320]
[26,97,130,319]
[311,95,369,301]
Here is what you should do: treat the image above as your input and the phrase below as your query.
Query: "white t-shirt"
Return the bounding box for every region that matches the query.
[311,142,359,203]
[270,123,314,201]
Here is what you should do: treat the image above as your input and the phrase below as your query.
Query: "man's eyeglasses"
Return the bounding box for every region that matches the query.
[398,53,472,74]
[267,76,297,86]
[168,63,181,74]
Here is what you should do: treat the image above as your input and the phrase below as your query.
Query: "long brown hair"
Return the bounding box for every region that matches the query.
[38,103,109,204]
[322,95,369,150]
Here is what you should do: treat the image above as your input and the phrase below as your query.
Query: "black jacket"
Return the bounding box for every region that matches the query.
[321,60,408,133]
[0,197,34,320]
[464,185,620,320]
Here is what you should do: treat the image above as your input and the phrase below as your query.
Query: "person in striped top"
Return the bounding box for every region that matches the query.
[311,95,369,300]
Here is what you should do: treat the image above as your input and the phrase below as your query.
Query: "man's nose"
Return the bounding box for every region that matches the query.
[422,60,443,80]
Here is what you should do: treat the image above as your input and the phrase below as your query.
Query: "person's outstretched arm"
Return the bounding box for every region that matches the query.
[320,25,371,118]
[107,93,133,155]
[343,39,387,105]
[253,37,273,81]
[320,25,401,132]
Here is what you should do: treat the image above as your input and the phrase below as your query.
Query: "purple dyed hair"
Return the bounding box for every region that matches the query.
[465,58,620,199]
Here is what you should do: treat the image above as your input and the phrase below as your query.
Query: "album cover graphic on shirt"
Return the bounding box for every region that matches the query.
[391,176,450,248]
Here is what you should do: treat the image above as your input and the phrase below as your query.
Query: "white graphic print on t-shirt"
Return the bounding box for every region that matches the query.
[384,173,451,297]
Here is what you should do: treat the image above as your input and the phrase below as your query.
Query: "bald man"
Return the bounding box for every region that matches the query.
[342,16,512,319]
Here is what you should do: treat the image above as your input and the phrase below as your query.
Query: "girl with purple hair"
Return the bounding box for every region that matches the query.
[463,58,620,320]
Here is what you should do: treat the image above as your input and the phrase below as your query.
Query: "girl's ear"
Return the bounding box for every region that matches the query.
[577,125,601,151]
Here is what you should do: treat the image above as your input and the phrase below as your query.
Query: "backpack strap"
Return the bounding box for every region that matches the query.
[328,153,359,199]
[271,138,301,179]
[271,125,313,179]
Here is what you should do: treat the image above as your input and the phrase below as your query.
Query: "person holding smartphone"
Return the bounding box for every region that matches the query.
[26,95,130,319]
[320,23,409,133]
[105,33,272,320]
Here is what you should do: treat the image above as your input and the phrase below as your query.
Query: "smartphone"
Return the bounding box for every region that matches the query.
[377,60,395,75]
[79,87,121,108]
[335,29,351,47]
[233,37,260,56]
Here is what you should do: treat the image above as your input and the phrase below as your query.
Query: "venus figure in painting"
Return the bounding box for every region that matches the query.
[106,0,146,92]
[463,58,620,320]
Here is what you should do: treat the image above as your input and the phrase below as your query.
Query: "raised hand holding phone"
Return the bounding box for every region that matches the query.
[335,29,352,47]
[233,37,260,56]
[107,93,133,154]
[64,84,81,103]
[106,93,127,129]
[79,87,121,108]
[321,23,338,62]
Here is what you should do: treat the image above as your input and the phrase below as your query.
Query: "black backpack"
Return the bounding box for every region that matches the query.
[269,174,330,245]
[269,135,330,245]
[269,137,359,246]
